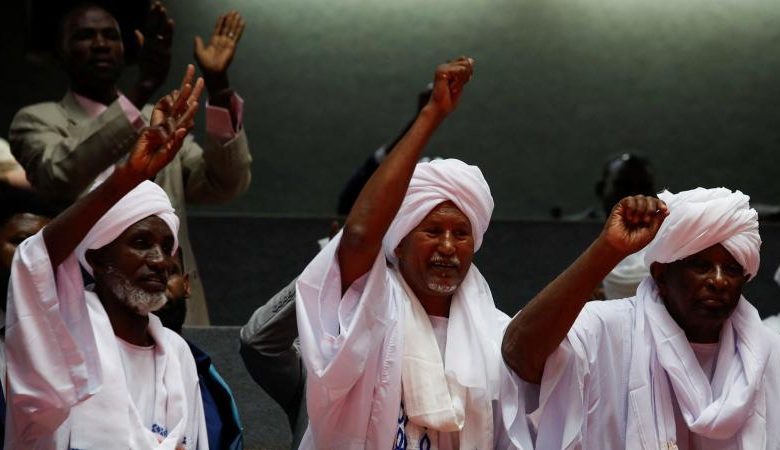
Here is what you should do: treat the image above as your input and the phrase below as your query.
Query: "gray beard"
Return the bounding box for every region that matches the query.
[427,281,459,295]
[105,267,167,316]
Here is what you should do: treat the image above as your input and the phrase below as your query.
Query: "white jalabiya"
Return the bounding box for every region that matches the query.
[4,181,207,449]
[501,187,779,450]
[502,292,780,450]
[296,159,513,449]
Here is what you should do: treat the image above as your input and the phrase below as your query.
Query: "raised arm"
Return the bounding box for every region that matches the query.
[337,57,474,293]
[126,1,175,108]
[502,195,668,383]
[43,67,204,269]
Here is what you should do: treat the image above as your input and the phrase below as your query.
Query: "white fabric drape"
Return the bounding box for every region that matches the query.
[644,188,760,279]
[4,181,207,449]
[383,158,493,264]
[626,278,771,450]
[296,234,510,449]
[76,180,179,276]
[5,233,207,449]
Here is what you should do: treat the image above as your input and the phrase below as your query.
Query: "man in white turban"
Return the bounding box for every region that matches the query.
[501,188,780,449]
[4,68,210,449]
[295,57,514,449]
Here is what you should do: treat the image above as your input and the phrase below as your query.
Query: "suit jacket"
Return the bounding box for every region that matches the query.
[9,91,253,325]
[240,279,307,449]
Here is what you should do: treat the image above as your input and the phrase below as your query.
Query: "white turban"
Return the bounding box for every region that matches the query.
[382,159,493,263]
[643,187,760,279]
[76,180,179,276]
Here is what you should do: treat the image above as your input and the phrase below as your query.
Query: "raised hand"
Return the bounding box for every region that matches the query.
[426,56,474,118]
[601,195,669,256]
[121,65,204,183]
[194,11,245,94]
[131,2,174,105]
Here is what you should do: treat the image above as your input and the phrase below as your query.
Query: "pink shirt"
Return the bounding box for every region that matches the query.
[73,91,244,142]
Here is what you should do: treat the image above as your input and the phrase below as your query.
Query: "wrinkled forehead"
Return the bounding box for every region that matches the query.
[103,215,174,249]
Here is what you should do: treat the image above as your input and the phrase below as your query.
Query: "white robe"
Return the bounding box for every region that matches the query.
[295,234,514,449]
[4,233,208,449]
[501,292,780,450]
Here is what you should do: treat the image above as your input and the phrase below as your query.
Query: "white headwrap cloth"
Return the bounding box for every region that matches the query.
[379,159,498,448]
[626,187,768,449]
[644,187,760,279]
[382,158,494,263]
[75,180,179,276]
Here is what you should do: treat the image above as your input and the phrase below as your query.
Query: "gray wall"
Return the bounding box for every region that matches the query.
[2,0,780,218]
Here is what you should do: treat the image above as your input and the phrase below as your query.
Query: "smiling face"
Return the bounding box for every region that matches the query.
[88,216,175,316]
[651,243,748,343]
[395,201,475,313]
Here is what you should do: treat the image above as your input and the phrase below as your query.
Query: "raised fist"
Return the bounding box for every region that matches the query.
[601,195,668,256]
[426,56,474,118]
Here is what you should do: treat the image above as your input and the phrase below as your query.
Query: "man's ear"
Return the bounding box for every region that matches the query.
[650,261,667,293]
[182,273,192,299]
[84,248,106,274]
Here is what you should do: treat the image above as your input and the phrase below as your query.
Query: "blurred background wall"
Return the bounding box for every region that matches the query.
[1,0,779,219]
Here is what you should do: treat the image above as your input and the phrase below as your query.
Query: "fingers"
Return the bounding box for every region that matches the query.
[146,2,174,45]
[233,13,246,43]
[215,12,229,36]
[433,56,475,95]
[176,64,196,100]
[135,29,145,48]
[213,11,244,42]
[194,36,205,55]
[617,195,667,227]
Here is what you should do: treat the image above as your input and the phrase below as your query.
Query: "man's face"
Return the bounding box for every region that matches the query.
[90,216,174,316]
[60,6,124,85]
[395,201,475,303]
[652,243,748,342]
[1,213,50,270]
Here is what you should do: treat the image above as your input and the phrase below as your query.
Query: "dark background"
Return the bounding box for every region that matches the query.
[2,0,780,219]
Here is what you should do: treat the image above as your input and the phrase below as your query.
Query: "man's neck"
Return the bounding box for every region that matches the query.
[97,288,154,346]
[70,82,119,106]
[418,294,453,318]
[685,327,721,344]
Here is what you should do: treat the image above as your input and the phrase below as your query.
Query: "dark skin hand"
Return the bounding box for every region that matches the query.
[194,10,246,114]
[501,195,668,383]
[44,65,203,270]
[126,2,175,108]
[338,56,474,294]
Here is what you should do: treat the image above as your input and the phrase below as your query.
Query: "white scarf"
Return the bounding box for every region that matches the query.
[69,292,193,449]
[394,265,502,450]
[626,278,771,450]
[379,158,498,448]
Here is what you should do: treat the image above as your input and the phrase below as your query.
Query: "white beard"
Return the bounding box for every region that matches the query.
[427,280,459,294]
[105,267,167,316]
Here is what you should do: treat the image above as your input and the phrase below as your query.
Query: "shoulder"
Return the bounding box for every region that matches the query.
[161,327,193,355]
[160,328,198,372]
[579,298,636,325]
[571,298,637,343]
[12,101,65,125]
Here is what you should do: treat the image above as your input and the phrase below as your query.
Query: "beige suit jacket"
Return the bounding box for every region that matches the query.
[9,91,253,325]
